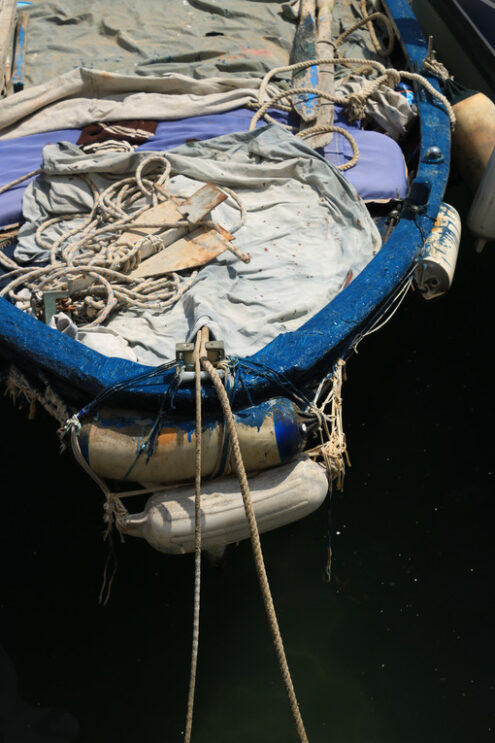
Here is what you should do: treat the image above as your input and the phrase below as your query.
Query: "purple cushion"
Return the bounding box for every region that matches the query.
[0,107,407,227]
[0,128,81,226]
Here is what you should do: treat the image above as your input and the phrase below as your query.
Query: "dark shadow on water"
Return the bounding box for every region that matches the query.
[1,10,495,734]
[1,176,493,742]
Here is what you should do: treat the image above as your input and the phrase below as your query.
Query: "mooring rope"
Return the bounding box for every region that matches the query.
[199,353,310,743]
[184,326,208,743]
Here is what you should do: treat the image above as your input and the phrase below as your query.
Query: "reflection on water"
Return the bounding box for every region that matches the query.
[1,8,494,743]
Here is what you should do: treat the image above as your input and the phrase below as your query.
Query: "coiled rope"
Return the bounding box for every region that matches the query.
[251,56,455,129]
[249,55,455,170]
[0,155,246,328]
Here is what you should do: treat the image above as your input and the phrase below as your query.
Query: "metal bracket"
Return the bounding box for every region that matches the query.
[175,339,226,374]
[176,342,195,371]
[205,340,225,366]
[43,290,68,325]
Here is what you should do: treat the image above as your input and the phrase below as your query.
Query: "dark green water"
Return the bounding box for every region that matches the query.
[1,8,494,742]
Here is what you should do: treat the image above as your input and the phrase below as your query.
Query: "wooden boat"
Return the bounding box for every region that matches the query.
[0,0,457,555]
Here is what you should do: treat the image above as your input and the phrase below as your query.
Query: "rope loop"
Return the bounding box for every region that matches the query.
[135,154,171,197]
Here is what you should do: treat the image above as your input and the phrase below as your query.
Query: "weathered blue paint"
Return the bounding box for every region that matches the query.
[271,397,306,463]
[77,397,305,470]
[0,0,451,427]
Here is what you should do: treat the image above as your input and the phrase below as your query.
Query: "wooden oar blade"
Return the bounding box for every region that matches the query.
[292,0,318,122]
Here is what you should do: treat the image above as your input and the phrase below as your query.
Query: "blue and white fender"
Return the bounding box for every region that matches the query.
[78,397,308,484]
[414,202,461,299]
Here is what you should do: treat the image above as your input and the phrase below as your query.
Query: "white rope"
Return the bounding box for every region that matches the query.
[249,56,456,162]
[306,359,348,489]
[0,155,246,329]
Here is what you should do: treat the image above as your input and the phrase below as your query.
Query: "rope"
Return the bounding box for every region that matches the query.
[200,355,309,743]
[336,8,395,57]
[300,124,360,168]
[0,154,247,329]
[250,56,456,142]
[358,1,395,57]
[0,168,41,195]
[306,359,348,489]
[5,365,70,425]
[66,418,129,605]
[421,54,450,82]
[184,327,208,743]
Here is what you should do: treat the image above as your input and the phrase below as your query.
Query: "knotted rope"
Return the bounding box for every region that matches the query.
[249,55,456,162]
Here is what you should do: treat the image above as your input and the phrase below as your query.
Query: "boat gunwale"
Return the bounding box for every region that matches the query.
[0,0,451,413]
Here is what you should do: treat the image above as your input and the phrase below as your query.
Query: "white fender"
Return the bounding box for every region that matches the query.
[118,457,328,554]
[414,202,461,299]
[467,147,495,253]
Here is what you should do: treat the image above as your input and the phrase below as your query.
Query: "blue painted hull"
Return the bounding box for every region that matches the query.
[0,0,451,425]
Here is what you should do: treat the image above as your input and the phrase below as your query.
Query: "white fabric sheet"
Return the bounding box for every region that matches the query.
[16,125,381,364]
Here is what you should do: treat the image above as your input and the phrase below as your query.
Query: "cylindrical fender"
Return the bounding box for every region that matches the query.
[414,202,461,299]
[467,147,495,253]
[118,456,329,554]
[78,397,308,483]
[452,92,495,193]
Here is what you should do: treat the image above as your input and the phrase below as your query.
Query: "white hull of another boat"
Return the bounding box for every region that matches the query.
[118,457,328,554]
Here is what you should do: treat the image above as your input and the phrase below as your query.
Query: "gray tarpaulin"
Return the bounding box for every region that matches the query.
[21,0,383,86]
[16,125,381,364]
[0,0,413,140]
[0,66,414,141]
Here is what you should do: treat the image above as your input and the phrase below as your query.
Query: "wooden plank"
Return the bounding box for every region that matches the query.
[129,225,234,279]
[291,0,319,123]
[0,0,17,97]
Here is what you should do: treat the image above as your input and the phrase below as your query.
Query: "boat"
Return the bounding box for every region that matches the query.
[0,0,458,557]
[425,0,495,90]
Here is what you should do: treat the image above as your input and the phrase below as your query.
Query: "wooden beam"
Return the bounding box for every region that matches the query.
[291,0,319,122]
[0,0,17,97]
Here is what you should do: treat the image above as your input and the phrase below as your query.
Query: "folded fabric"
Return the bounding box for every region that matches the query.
[77,119,158,149]
[0,129,80,228]
[0,105,407,232]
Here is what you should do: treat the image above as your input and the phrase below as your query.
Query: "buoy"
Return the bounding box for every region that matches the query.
[414,202,461,299]
[118,457,329,554]
[78,397,308,483]
[467,147,495,253]
[451,92,495,193]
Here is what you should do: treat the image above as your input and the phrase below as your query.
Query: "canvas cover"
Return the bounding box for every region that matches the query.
[0,106,408,229]
[14,126,382,364]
